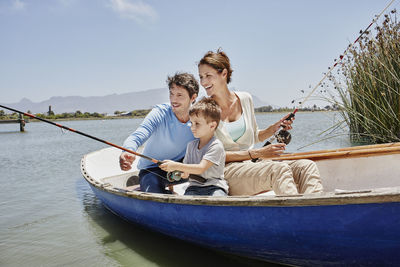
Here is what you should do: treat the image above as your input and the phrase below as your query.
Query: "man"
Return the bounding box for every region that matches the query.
[119,72,199,193]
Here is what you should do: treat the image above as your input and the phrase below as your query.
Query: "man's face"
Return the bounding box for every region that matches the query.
[169,84,194,115]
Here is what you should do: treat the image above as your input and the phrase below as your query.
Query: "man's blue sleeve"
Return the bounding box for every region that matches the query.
[122,105,166,151]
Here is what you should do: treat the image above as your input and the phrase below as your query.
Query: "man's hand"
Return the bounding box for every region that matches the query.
[119,152,136,171]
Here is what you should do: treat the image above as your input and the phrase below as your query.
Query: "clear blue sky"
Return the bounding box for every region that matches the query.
[0,0,397,107]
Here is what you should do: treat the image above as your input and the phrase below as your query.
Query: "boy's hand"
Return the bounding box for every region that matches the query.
[159,160,179,172]
[119,152,136,171]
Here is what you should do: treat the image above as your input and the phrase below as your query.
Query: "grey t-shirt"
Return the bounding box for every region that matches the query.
[183,136,228,192]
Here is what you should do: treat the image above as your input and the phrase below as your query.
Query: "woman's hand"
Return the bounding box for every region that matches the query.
[119,152,136,171]
[159,160,180,173]
[259,113,295,142]
[271,113,294,132]
[253,143,286,159]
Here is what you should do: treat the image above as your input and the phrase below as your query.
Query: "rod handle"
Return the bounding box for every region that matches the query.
[281,112,296,129]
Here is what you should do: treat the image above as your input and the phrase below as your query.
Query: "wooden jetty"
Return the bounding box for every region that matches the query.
[0,113,27,131]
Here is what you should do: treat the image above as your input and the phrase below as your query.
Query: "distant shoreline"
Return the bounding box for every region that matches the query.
[0,110,336,123]
[255,110,334,115]
[0,115,146,123]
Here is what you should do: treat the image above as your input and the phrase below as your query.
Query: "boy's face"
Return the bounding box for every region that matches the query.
[189,114,216,139]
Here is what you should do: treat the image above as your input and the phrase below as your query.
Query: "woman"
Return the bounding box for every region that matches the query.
[197,49,323,195]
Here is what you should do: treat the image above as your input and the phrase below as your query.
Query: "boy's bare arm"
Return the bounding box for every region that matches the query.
[159,159,213,175]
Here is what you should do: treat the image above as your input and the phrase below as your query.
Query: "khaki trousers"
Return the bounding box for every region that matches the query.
[224,159,323,195]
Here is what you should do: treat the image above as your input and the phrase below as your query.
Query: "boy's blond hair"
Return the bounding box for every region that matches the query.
[189,97,221,127]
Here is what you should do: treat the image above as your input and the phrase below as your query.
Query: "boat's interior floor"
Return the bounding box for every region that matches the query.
[122,174,276,196]
[103,173,276,196]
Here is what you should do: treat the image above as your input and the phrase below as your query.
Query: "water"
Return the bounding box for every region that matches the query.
[0,112,349,266]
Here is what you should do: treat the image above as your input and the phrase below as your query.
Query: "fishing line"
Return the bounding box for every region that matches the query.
[142,168,175,183]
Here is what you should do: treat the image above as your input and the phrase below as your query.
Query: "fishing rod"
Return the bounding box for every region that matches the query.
[0,104,206,183]
[263,0,396,147]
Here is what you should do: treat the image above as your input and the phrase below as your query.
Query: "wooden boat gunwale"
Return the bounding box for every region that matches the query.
[268,142,400,161]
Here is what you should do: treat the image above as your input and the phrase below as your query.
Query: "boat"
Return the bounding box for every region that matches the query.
[81,142,400,266]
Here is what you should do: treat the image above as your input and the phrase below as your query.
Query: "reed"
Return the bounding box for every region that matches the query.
[327,9,400,144]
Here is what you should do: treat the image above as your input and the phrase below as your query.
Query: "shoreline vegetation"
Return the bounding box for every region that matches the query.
[325,9,400,144]
[0,106,337,122]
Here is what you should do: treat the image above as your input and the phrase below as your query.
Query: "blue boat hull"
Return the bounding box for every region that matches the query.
[89,185,400,266]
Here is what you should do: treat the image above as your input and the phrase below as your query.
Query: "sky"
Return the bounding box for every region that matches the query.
[0,0,398,108]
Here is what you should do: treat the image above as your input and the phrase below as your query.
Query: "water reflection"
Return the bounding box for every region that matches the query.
[78,179,282,267]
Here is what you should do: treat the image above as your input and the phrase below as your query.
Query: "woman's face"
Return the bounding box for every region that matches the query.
[198,64,227,97]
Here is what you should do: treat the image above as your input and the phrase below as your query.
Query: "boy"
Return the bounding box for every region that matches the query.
[160,98,228,196]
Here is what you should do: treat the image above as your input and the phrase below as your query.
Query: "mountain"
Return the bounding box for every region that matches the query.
[1,88,270,114]
[252,94,274,109]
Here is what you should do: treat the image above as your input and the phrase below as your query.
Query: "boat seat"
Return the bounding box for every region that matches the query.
[125,178,269,196]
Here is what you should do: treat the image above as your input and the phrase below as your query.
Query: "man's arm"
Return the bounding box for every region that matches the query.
[120,105,166,171]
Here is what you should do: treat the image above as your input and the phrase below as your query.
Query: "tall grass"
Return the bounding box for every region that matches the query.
[327,9,400,144]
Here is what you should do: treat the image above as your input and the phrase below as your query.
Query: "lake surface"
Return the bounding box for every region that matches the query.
[0,112,350,266]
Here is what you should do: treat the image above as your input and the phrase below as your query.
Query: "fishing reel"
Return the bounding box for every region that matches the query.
[159,161,207,183]
[275,129,292,145]
[157,161,183,182]
[261,129,291,148]
[264,112,295,146]
[251,113,295,162]
[166,171,182,182]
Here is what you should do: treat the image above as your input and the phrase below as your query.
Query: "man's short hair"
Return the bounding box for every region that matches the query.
[189,97,221,127]
[167,72,199,98]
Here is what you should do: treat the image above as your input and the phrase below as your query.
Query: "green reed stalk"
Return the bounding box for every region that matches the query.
[328,9,400,144]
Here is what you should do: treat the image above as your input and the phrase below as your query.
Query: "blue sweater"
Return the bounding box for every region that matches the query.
[123,103,195,170]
